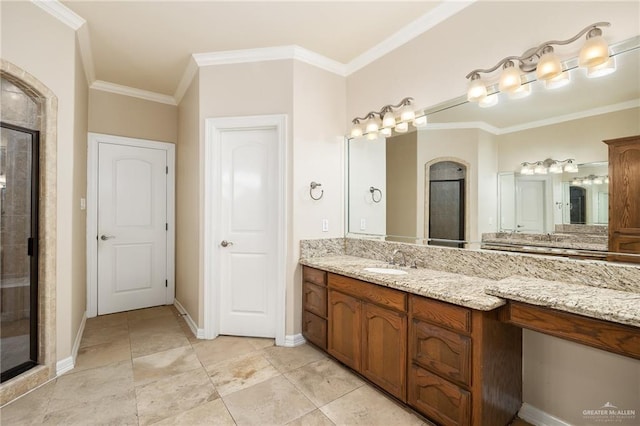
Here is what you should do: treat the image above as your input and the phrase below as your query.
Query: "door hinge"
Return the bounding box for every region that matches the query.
[165,223,168,231]
[166,166,168,174]
[27,237,34,256]
[165,279,168,288]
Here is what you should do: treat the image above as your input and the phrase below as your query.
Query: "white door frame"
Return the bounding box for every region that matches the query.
[204,115,287,345]
[86,133,175,318]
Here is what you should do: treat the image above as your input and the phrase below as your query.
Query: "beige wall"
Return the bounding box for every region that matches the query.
[71,37,88,351]
[88,89,177,143]
[349,2,640,422]
[176,73,201,324]
[1,1,86,363]
[497,107,640,171]
[386,132,417,241]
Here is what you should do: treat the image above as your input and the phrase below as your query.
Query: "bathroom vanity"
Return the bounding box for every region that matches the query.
[300,240,640,426]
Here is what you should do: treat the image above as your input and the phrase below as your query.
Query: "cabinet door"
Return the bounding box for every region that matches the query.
[328,290,362,370]
[408,364,471,426]
[302,310,327,349]
[361,303,407,401]
[303,281,327,318]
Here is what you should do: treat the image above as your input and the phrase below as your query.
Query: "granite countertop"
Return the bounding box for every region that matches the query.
[300,255,506,311]
[486,277,640,328]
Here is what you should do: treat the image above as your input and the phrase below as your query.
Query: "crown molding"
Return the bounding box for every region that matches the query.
[426,121,501,135]
[193,45,347,76]
[31,0,85,30]
[346,0,476,75]
[91,80,177,106]
[76,24,95,84]
[174,57,199,104]
[499,98,640,135]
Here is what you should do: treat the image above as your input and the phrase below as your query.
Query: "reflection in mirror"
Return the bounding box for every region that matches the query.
[346,37,639,259]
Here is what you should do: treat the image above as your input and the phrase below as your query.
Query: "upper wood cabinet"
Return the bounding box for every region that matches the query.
[605,135,640,263]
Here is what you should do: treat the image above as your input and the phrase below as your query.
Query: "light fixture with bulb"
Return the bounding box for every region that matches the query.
[466,22,613,105]
[569,174,608,186]
[519,158,578,175]
[349,97,423,139]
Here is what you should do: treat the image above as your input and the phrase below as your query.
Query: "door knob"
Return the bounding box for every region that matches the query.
[220,240,233,247]
[100,235,115,241]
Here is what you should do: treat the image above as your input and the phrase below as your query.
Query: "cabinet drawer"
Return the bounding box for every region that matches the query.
[410,295,471,334]
[302,310,327,350]
[303,266,327,286]
[410,319,471,387]
[408,364,471,426]
[303,281,327,318]
[328,273,406,312]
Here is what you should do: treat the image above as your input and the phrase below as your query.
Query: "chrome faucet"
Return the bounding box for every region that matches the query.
[390,249,407,267]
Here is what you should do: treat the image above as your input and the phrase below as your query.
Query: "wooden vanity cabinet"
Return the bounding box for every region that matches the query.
[605,135,640,263]
[302,266,327,349]
[328,273,407,401]
[408,295,522,426]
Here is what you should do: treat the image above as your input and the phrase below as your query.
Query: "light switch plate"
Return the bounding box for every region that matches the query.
[322,219,329,232]
[360,218,366,230]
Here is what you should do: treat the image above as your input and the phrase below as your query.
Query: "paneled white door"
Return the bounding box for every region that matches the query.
[97,143,168,315]
[218,128,278,337]
[516,179,546,233]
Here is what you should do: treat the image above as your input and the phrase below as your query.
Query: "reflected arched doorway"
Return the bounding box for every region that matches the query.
[428,161,466,248]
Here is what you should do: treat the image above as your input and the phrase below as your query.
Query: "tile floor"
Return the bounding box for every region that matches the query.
[0,305,432,425]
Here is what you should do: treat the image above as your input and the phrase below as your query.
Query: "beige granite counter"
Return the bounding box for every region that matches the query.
[486,277,640,328]
[300,255,506,311]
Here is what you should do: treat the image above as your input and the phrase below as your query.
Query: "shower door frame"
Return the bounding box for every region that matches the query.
[0,122,40,383]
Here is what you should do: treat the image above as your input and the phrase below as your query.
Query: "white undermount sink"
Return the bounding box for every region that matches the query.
[363,267,408,275]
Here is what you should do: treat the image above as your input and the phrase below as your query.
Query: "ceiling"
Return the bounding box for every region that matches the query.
[61,1,451,97]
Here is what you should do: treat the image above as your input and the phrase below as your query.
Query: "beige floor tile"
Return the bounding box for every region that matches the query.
[130,328,191,358]
[128,313,183,334]
[285,358,364,406]
[74,339,131,372]
[136,367,219,425]
[132,345,201,386]
[43,390,138,426]
[287,409,336,426]
[126,305,175,321]
[262,343,327,373]
[79,323,129,349]
[245,337,275,350]
[152,395,235,426]
[193,336,257,369]
[0,380,55,425]
[320,386,424,426]
[177,319,200,344]
[49,360,134,409]
[207,351,280,396]
[83,312,128,331]
[223,375,315,426]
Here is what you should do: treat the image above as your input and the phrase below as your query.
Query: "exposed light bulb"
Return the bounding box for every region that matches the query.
[467,74,487,102]
[536,46,563,81]
[499,61,522,93]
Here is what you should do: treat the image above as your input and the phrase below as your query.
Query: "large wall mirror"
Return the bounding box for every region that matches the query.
[346,36,640,258]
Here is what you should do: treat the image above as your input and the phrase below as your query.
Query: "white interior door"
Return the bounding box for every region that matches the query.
[218,128,278,337]
[97,143,168,315]
[516,179,546,233]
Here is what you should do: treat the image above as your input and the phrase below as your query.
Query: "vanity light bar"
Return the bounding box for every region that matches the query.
[466,22,614,106]
[519,158,578,175]
[571,174,608,186]
[350,97,427,139]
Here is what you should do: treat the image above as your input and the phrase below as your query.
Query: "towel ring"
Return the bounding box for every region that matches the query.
[310,181,323,200]
[369,186,382,203]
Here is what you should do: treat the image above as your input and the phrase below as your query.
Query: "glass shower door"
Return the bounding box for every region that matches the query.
[0,122,39,383]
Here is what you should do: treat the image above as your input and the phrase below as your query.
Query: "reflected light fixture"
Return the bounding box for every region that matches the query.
[587,56,616,78]
[519,158,578,175]
[479,93,499,108]
[349,97,419,139]
[466,22,612,104]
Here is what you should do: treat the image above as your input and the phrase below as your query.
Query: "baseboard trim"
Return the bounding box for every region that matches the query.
[56,312,86,376]
[283,334,306,347]
[174,299,205,339]
[519,403,572,426]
